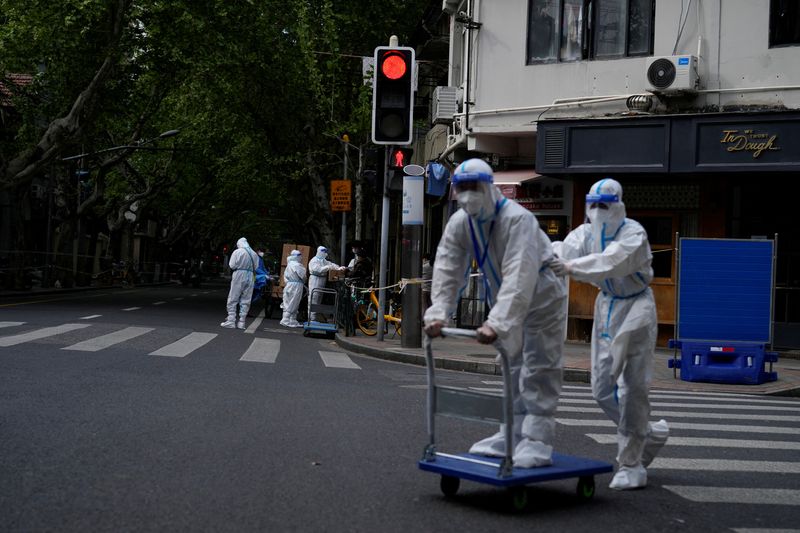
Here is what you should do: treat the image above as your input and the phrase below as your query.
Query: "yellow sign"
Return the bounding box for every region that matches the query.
[330,180,352,212]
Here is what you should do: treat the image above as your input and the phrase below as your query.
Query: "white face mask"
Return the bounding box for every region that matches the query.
[258,251,264,257]
[456,190,485,217]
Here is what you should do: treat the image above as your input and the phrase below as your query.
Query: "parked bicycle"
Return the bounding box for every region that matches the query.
[350,282,402,337]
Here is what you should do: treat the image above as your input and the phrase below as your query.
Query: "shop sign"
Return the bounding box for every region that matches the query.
[719,129,781,158]
[518,199,563,211]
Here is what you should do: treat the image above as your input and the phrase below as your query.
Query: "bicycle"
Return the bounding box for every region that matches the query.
[353,284,402,337]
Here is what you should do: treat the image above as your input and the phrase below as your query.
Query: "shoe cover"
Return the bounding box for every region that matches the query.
[220,320,236,328]
[236,321,246,329]
[279,320,290,327]
[288,321,303,328]
[609,464,647,490]
[642,419,669,467]
[512,438,553,468]
[468,431,507,458]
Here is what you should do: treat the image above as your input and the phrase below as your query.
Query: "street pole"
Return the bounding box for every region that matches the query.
[401,224,422,348]
[377,146,390,341]
[340,140,348,264]
[355,145,363,242]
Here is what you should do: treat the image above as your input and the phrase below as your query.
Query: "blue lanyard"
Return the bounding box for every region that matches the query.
[466,198,507,305]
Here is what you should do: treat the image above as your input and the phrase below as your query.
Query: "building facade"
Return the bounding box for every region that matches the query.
[435,0,800,347]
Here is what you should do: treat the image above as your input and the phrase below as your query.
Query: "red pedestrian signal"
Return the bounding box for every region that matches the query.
[389,147,413,170]
[372,46,415,145]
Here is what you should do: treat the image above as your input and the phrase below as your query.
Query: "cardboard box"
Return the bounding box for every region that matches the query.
[328,268,347,282]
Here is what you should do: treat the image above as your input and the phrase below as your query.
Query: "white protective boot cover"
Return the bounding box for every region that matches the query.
[512,439,553,468]
[609,464,647,490]
[641,419,669,467]
[220,318,236,328]
[469,416,523,458]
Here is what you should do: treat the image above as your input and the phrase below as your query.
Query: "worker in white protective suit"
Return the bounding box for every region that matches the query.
[280,250,306,327]
[550,178,669,490]
[307,246,345,322]
[221,237,261,329]
[423,158,567,468]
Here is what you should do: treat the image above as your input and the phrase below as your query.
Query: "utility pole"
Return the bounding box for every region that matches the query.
[401,164,424,348]
[340,134,349,264]
[377,145,390,341]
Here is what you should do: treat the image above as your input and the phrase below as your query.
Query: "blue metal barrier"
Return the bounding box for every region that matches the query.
[668,340,778,385]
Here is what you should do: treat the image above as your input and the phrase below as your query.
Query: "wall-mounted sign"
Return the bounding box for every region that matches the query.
[330,180,352,212]
[719,129,781,158]
[402,176,423,225]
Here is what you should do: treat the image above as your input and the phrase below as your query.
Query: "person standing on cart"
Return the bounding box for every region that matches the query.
[423,158,567,469]
[308,245,345,322]
[550,178,669,490]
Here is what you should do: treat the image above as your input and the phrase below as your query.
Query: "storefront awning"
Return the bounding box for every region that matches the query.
[493,169,542,186]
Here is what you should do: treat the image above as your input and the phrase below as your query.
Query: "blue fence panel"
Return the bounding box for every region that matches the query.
[678,238,774,343]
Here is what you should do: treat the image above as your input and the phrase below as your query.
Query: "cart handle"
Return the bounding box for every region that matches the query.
[439,327,477,339]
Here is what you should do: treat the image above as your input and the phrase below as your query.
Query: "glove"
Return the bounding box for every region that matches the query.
[424,320,444,338]
[549,257,571,277]
[476,324,497,345]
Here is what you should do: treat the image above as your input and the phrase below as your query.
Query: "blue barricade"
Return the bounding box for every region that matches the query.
[668,340,778,385]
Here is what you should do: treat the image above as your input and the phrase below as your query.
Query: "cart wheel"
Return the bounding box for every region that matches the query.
[302,330,310,337]
[440,475,460,497]
[576,476,595,500]
[509,487,529,511]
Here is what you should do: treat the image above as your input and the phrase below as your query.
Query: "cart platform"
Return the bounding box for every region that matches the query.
[418,452,612,488]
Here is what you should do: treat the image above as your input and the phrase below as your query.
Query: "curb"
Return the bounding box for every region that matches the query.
[335,334,591,383]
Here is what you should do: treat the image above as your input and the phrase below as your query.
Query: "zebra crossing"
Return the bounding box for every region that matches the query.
[0,321,360,369]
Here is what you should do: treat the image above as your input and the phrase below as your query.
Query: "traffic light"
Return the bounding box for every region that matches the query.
[388,147,413,170]
[372,46,415,145]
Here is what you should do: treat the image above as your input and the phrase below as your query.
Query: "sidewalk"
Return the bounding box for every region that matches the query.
[336,332,800,397]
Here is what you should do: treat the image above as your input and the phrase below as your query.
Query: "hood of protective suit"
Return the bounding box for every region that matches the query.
[316,246,328,259]
[586,178,626,251]
[236,237,249,249]
[287,251,302,263]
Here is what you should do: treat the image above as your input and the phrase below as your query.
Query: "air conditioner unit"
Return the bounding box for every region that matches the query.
[646,55,699,92]
[432,86,458,125]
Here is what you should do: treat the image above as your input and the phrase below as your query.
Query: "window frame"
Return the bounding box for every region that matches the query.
[526,0,655,65]
[769,0,800,49]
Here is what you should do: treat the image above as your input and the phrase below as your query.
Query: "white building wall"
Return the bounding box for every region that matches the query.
[455,0,800,148]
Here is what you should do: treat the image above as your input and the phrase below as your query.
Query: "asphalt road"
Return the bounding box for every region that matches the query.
[1,281,799,532]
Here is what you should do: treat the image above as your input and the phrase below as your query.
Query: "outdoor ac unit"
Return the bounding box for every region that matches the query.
[646,55,699,92]
[432,86,458,125]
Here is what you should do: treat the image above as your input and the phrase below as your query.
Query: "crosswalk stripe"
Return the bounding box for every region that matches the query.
[80,315,101,320]
[556,418,800,435]
[732,529,800,533]
[149,332,217,358]
[0,321,24,328]
[564,384,779,401]
[153,301,166,305]
[173,298,184,301]
[650,458,800,474]
[122,307,141,311]
[62,327,154,352]
[663,486,800,505]
[649,394,800,407]
[557,405,800,422]
[586,434,800,451]
[319,351,360,369]
[0,323,90,347]
[239,338,280,363]
[559,398,799,412]
[244,309,265,334]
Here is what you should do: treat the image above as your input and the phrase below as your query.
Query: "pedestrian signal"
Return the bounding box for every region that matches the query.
[372,46,415,145]
[388,147,413,170]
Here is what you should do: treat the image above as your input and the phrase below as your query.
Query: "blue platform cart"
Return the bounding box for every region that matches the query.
[303,287,338,339]
[418,328,613,510]
[669,237,779,385]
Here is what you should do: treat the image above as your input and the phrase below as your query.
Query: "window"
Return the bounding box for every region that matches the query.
[770,0,800,47]
[526,0,654,64]
[634,213,676,280]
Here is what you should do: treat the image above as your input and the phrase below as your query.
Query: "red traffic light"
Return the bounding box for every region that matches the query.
[388,147,413,170]
[381,53,407,80]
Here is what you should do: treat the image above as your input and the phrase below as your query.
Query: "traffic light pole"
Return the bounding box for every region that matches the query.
[377,146,390,342]
[340,141,348,265]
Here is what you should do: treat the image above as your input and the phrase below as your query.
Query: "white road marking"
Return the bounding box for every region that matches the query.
[153,301,166,306]
[469,387,503,393]
[190,294,198,297]
[481,380,503,385]
[319,351,361,369]
[62,327,154,352]
[0,321,24,328]
[244,309,265,334]
[653,458,800,474]
[648,394,800,407]
[0,323,90,347]
[663,486,800,505]
[122,307,141,312]
[733,529,800,533]
[586,434,800,451]
[563,384,778,400]
[239,338,280,363]
[557,405,800,422]
[556,418,800,435]
[558,398,800,412]
[150,332,217,358]
[262,328,297,334]
[79,315,101,320]
[173,298,184,301]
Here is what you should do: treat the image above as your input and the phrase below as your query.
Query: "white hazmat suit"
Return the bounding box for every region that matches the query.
[307,246,342,322]
[551,178,669,490]
[280,250,306,327]
[222,237,261,329]
[423,159,567,468]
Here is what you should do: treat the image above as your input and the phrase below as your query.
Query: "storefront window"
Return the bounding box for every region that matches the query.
[636,214,676,280]
[770,0,800,47]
